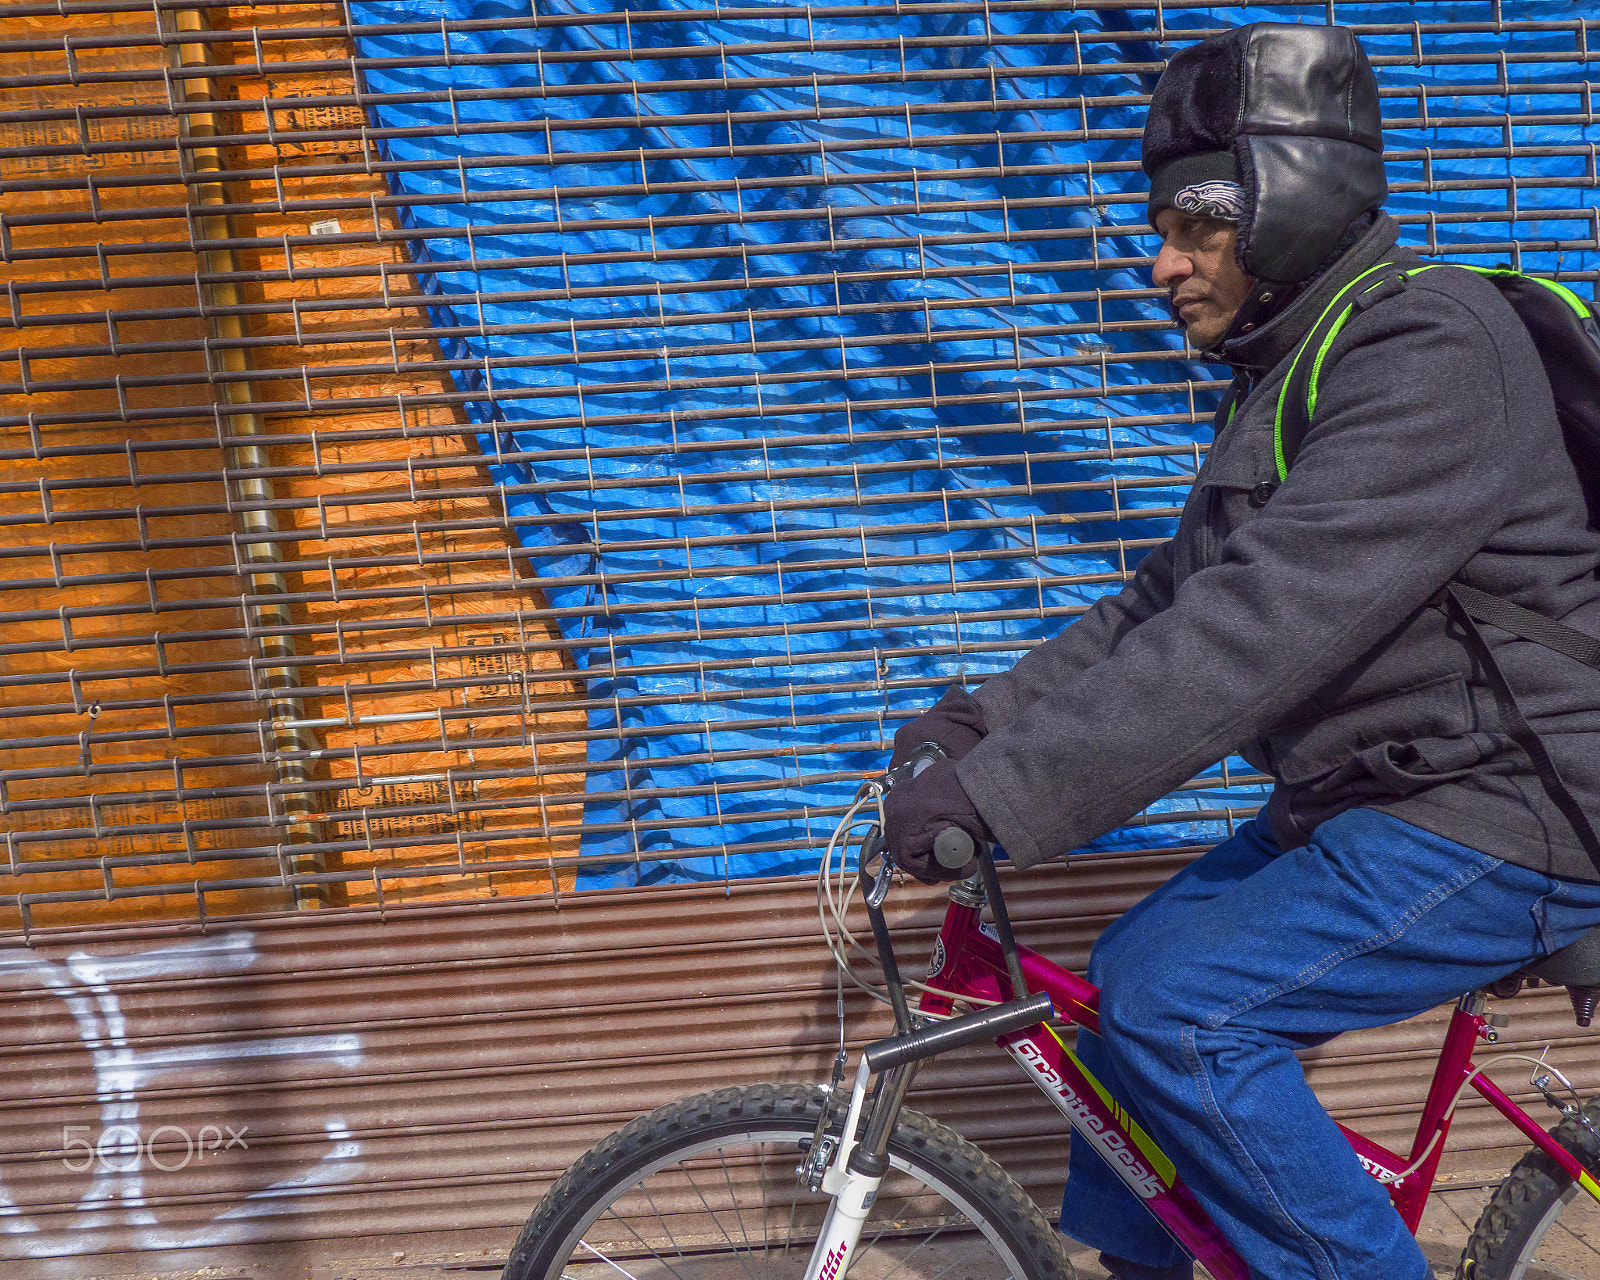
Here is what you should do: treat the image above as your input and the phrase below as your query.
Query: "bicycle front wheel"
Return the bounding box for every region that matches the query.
[503,1082,1074,1280]
[1456,1097,1600,1279]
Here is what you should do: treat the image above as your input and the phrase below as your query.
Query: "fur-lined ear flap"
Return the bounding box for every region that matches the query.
[1235,137,1260,279]
[1240,135,1387,283]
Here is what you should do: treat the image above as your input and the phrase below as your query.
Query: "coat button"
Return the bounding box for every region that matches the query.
[1250,481,1277,507]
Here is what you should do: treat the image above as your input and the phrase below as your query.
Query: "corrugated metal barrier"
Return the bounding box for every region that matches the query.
[3,0,1600,1269]
[0,862,1593,1271]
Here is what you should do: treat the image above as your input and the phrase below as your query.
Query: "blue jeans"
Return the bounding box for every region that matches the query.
[1059,809,1600,1280]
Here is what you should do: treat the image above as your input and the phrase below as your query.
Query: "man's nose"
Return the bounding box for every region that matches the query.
[1152,241,1190,290]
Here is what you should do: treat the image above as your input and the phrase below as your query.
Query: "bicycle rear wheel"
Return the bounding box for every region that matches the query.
[503,1082,1073,1280]
[1455,1097,1600,1279]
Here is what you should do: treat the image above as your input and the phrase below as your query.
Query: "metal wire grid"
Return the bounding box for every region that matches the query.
[1,1,1596,927]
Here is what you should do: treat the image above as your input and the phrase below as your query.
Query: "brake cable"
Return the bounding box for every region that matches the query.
[815,782,996,1017]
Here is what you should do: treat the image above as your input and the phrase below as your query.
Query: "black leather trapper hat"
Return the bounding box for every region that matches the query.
[1143,23,1387,284]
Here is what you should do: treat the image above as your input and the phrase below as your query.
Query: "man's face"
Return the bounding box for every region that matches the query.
[1152,209,1255,352]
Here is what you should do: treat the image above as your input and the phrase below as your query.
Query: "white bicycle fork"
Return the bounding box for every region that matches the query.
[802,1061,884,1280]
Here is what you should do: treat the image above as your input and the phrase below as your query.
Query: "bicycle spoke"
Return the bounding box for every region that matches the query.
[632,1182,702,1276]
[577,1239,651,1280]
[921,1237,1014,1280]
[511,1089,1057,1280]
[580,1151,1015,1280]
[784,1174,803,1260]
[679,1151,763,1280]
[593,1208,694,1280]
[753,1138,803,1272]
[859,1188,925,1253]
[871,1217,956,1280]
[718,1144,759,1263]
[756,1141,774,1270]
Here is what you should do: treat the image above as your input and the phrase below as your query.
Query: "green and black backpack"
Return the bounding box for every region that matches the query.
[1269,262,1600,865]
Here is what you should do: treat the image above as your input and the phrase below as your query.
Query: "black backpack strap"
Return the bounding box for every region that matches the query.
[1443,585,1600,877]
[1449,582,1600,673]
[1272,264,1600,872]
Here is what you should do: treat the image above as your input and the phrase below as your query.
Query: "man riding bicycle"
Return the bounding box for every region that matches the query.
[882,23,1600,1280]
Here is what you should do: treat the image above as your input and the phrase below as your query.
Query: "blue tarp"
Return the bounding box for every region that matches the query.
[347,1,1600,885]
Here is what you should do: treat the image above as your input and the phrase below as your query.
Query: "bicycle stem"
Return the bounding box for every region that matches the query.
[976,848,1030,998]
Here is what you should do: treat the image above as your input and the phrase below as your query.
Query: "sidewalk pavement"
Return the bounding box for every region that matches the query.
[51,1178,1600,1280]
[1058,1181,1596,1279]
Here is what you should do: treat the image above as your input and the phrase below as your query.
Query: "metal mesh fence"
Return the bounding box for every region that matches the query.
[2,1,1597,928]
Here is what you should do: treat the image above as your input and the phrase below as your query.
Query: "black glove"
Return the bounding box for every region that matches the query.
[883,757,992,883]
[889,686,988,770]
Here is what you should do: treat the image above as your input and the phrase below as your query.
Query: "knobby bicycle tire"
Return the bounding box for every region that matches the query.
[1456,1097,1600,1279]
[502,1081,1075,1280]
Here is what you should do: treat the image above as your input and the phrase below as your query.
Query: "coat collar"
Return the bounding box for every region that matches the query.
[1217,213,1403,374]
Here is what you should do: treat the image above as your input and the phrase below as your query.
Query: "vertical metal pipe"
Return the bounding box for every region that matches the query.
[171,8,327,906]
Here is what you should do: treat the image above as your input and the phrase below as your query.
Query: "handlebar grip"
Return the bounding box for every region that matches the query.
[934,826,975,869]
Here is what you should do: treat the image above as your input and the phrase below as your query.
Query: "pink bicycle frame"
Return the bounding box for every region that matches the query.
[916,890,1600,1280]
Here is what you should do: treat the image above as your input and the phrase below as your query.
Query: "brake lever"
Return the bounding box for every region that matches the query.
[860,742,954,908]
[881,751,1025,995]
[859,826,895,908]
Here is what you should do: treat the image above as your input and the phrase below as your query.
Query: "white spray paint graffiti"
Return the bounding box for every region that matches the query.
[0,932,364,1256]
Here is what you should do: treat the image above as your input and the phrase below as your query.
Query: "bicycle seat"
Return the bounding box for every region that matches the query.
[1511,926,1600,1027]
[1523,926,1600,988]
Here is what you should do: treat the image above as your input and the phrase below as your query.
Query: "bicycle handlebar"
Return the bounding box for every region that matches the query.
[891,743,981,871]
[933,826,976,869]
[859,742,1033,1031]
[863,991,1054,1072]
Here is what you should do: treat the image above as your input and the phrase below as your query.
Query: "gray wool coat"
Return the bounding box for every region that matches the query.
[955,213,1600,882]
